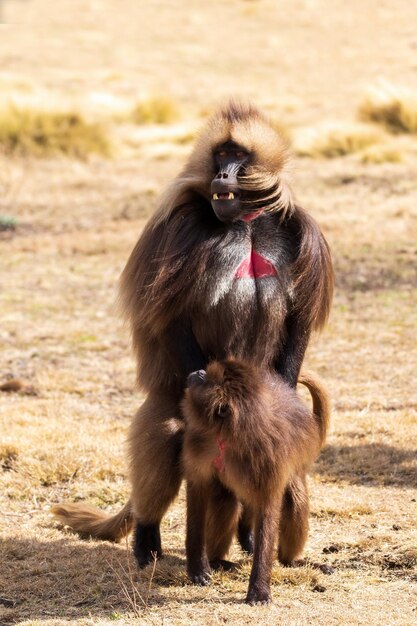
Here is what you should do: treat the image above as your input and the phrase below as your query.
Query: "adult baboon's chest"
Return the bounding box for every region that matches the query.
[191,217,293,363]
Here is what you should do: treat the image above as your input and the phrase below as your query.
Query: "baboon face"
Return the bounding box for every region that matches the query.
[210,140,250,222]
[186,359,264,436]
[187,102,292,224]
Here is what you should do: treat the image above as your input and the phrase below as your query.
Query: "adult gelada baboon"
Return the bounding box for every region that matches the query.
[53,101,333,569]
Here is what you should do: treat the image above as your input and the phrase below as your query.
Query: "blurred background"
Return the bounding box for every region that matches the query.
[1,0,417,153]
[1,1,416,624]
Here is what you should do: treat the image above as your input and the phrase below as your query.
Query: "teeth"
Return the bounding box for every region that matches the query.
[212,192,235,200]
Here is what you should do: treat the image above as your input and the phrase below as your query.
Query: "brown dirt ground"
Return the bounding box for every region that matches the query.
[1,1,416,625]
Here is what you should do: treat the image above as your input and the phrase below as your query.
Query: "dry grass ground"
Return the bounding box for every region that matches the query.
[1,1,417,625]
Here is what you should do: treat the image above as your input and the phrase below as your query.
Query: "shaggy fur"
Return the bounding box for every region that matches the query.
[52,101,333,570]
[182,359,330,605]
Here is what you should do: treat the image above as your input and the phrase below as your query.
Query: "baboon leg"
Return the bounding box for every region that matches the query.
[278,474,309,566]
[129,391,184,568]
[186,481,212,585]
[246,500,281,605]
[205,480,240,567]
[237,504,254,555]
[133,523,162,568]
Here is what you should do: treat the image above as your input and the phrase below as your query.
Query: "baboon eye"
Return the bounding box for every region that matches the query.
[217,150,227,158]
[235,151,245,159]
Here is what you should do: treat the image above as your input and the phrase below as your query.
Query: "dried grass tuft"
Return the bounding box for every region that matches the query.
[271,564,320,588]
[107,538,157,618]
[0,444,19,471]
[19,457,81,487]
[359,82,417,134]
[360,145,403,164]
[295,123,383,158]
[148,559,189,587]
[130,97,180,125]
[0,107,111,158]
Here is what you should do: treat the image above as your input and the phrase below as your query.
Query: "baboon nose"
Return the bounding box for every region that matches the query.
[187,369,206,387]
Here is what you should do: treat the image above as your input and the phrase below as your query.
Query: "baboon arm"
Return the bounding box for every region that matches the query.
[275,314,310,388]
[275,205,333,387]
[162,318,206,379]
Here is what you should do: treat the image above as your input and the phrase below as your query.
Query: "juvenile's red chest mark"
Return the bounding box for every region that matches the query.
[213,438,228,473]
[235,249,278,279]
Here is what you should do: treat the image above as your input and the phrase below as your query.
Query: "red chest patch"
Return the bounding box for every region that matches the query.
[213,438,228,473]
[235,249,278,279]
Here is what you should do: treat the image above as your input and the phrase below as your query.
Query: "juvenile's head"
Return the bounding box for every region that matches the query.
[184,359,269,437]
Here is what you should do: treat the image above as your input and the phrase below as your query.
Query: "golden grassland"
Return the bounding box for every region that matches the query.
[1,150,416,626]
[1,1,417,624]
[2,89,417,165]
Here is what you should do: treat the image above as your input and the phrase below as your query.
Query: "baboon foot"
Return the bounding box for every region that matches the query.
[133,522,163,569]
[188,563,212,586]
[209,559,238,571]
[245,585,272,605]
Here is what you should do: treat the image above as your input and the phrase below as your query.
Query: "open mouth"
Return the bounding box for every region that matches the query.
[212,192,237,201]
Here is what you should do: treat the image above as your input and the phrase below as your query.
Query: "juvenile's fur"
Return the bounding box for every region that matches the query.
[182,359,329,605]
[52,101,333,568]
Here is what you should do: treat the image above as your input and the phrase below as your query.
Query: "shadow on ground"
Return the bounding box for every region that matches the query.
[0,535,169,624]
[314,442,417,486]
[334,252,417,292]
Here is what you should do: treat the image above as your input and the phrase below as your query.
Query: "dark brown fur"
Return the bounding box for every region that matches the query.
[52,101,333,569]
[182,359,330,604]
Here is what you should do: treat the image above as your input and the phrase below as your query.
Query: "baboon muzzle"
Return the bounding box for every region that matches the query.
[187,369,207,387]
[210,165,241,222]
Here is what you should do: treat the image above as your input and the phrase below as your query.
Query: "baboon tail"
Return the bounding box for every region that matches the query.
[298,373,330,447]
[51,500,133,542]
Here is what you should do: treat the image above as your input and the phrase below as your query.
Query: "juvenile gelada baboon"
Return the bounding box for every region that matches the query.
[182,359,330,605]
[52,101,333,569]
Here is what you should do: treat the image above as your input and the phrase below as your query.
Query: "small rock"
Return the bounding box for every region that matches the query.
[312,584,326,593]
[323,544,339,554]
[0,378,38,396]
[392,524,401,531]
[0,379,24,392]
